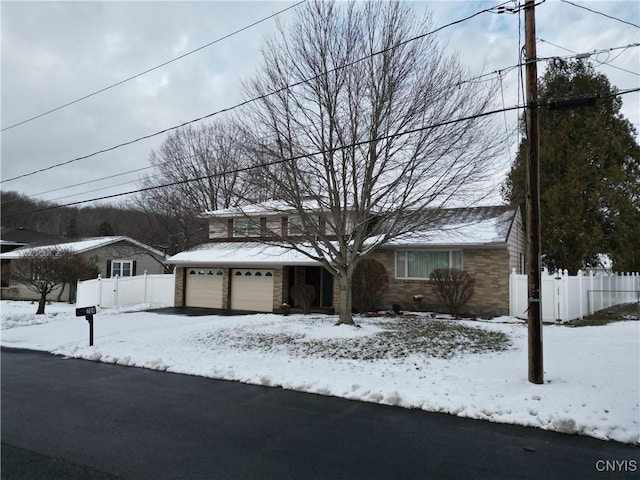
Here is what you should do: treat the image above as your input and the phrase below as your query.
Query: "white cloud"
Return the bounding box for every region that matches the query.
[1,1,638,205]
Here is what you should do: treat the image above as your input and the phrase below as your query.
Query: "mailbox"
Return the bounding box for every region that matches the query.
[76,306,97,316]
[76,306,97,346]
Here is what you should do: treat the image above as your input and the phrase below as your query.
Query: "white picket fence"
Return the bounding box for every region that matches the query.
[76,272,175,309]
[510,268,640,322]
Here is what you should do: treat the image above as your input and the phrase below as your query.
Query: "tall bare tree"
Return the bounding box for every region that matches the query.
[8,246,74,314]
[136,121,255,254]
[143,122,244,212]
[240,0,504,324]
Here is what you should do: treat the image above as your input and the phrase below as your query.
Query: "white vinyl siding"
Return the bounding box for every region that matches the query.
[396,250,462,279]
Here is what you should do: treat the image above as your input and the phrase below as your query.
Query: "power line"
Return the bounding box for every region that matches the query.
[0,0,514,185]
[2,103,524,219]
[560,0,640,29]
[0,1,307,133]
[3,165,155,203]
[3,40,629,194]
[0,154,200,207]
[3,63,520,206]
[538,38,640,77]
[5,87,638,220]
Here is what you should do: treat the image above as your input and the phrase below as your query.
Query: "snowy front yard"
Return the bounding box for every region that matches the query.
[1,300,638,444]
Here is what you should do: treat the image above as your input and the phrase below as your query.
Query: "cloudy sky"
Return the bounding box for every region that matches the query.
[1,0,638,210]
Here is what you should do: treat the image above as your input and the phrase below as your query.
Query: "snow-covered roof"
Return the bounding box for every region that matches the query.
[201,198,325,218]
[0,239,25,246]
[0,236,166,259]
[166,242,320,267]
[386,206,517,248]
[171,206,518,266]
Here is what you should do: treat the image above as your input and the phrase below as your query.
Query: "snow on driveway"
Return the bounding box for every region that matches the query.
[1,300,638,444]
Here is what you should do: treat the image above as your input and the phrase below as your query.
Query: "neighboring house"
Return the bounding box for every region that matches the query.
[167,203,526,316]
[0,236,167,302]
[0,227,65,253]
[1,227,67,287]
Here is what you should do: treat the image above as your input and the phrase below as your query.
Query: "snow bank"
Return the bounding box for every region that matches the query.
[1,301,638,444]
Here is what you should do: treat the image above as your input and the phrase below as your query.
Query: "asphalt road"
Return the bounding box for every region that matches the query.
[2,348,638,480]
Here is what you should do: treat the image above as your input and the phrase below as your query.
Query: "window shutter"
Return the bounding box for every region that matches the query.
[106,260,112,278]
[132,261,137,276]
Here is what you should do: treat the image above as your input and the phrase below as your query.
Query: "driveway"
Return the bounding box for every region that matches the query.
[2,348,638,479]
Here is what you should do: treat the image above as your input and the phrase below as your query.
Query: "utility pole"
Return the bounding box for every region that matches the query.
[525,0,543,384]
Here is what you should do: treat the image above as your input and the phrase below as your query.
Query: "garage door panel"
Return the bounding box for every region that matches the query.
[231,269,274,312]
[186,269,224,308]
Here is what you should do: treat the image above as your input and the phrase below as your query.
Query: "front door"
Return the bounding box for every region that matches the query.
[287,266,334,309]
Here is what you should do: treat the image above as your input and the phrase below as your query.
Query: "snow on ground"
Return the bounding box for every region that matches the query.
[1,300,638,444]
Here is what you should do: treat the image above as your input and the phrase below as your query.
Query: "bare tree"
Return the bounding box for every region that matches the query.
[8,246,74,314]
[429,268,476,318]
[136,121,254,254]
[56,255,100,303]
[130,193,207,257]
[239,0,504,325]
[142,122,245,212]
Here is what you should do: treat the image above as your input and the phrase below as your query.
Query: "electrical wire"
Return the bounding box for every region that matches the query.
[0,0,515,185]
[0,154,200,207]
[1,1,307,133]
[538,38,640,77]
[560,0,640,30]
[2,103,525,218]
[5,86,638,220]
[3,63,523,207]
[5,40,627,203]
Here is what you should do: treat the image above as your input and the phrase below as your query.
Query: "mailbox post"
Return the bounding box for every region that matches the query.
[75,306,97,346]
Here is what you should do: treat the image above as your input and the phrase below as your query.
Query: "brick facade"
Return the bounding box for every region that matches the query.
[369,247,510,316]
[174,267,185,306]
[273,266,286,311]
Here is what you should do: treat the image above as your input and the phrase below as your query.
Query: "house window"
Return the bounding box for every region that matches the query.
[111,260,134,277]
[233,217,261,237]
[287,214,321,236]
[288,215,304,236]
[395,250,462,279]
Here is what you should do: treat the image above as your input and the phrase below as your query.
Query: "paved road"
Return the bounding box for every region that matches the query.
[2,348,638,479]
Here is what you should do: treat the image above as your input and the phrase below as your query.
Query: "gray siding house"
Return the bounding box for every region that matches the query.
[1,236,167,302]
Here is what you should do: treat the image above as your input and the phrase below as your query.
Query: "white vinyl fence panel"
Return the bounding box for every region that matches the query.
[510,268,640,322]
[77,272,175,309]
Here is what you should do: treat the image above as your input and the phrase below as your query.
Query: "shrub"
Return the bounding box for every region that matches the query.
[352,259,389,313]
[429,268,476,318]
[279,303,291,316]
[290,284,315,314]
[392,303,403,315]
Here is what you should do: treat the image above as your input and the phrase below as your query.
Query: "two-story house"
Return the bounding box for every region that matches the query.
[167,201,526,317]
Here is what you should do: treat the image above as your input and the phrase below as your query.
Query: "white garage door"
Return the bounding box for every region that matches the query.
[230,269,274,312]
[185,268,224,308]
